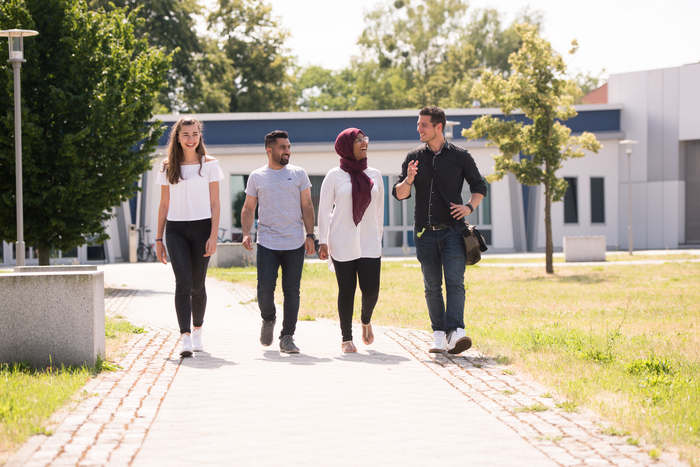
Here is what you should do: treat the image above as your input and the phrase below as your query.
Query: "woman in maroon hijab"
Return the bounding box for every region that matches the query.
[318,128,384,353]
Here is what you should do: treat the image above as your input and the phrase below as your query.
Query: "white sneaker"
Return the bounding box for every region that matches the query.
[429,331,447,353]
[180,334,193,358]
[447,328,472,355]
[192,328,203,352]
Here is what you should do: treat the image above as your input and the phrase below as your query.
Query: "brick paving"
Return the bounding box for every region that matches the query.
[23,289,182,467]
[11,263,690,467]
[385,329,686,467]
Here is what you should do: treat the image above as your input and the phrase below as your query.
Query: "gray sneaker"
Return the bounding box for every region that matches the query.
[280,335,300,354]
[260,319,276,346]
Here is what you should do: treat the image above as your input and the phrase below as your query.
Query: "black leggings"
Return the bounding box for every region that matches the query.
[165,218,211,334]
[331,257,381,342]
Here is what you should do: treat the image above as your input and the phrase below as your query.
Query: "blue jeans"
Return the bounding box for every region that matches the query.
[166,219,212,334]
[413,225,466,334]
[256,244,306,338]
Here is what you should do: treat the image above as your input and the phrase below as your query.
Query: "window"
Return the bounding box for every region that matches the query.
[590,177,605,223]
[461,180,491,226]
[383,176,390,226]
[381,175,414,249]
[564,177,578,224]
[230,174,249,228]
[309,175,325,226]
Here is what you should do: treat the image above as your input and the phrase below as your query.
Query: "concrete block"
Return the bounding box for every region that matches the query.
[209,243,256,268]
[0,271,105,368]
[563,236,606,262]
[14,265,97,273]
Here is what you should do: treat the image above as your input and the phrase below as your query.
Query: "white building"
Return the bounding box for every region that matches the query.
[1,63,698,265]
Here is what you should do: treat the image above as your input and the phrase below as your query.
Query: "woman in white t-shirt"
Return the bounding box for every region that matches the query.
[318,128,384,353]
[155,118,224,357]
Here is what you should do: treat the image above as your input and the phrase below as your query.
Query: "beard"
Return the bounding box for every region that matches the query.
[274,152,290,166]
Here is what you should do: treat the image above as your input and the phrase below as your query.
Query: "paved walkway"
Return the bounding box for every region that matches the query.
[11,261,690,467]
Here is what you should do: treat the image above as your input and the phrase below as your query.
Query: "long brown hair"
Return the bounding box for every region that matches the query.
[162,117,208,185]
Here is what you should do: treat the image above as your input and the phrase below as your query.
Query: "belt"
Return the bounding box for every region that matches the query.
[428,223,451,231]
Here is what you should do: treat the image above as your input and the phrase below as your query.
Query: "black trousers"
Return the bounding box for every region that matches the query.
[331,257,381,342]
[166,218,211,334]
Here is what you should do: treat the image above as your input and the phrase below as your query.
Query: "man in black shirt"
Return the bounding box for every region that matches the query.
[392,106,487,354]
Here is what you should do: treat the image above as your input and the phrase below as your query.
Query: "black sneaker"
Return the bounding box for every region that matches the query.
[260,319,276,346]
[280,335,300,353]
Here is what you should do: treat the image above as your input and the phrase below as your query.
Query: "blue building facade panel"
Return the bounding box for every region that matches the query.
[157,109,620,147]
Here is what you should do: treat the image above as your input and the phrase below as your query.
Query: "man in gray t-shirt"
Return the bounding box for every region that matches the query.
[242,130,316,354]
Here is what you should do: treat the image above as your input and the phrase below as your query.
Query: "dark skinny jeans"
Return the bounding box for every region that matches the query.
[331,257,381,342]
[166,218,212,334]
[256,243,306,338]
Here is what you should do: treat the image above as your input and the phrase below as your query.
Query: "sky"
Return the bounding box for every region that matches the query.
[263,0,700,79]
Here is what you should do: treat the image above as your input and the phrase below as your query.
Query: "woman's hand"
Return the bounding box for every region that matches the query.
[204,236,217,257]
[156,241,167,265]
[318,244,329,260]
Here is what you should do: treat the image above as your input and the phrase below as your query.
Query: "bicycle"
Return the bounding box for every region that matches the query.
[136,227,157,262]
[218,227,232,243]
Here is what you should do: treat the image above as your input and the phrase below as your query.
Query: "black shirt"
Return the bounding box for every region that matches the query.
[392,141,487,230]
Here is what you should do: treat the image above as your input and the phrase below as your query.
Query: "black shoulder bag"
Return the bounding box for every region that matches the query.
[423,158,488,265]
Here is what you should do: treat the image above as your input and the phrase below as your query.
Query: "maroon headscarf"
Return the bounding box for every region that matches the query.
[335,128,374,225]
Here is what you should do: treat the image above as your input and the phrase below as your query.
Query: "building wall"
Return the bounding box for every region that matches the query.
[533,138,620,251]
[608,63,700,250]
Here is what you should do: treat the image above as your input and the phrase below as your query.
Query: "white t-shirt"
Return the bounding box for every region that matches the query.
[318,166,384,262]
[156,159,225,221]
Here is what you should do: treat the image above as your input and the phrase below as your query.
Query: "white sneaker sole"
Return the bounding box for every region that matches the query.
[429,347,447,353]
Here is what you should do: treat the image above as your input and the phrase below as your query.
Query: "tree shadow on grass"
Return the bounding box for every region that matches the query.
[518,274,611,285]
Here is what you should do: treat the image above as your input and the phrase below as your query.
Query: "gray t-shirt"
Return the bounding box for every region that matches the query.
[245,164,312,250]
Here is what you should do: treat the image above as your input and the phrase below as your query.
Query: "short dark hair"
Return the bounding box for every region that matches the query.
[264,130,289,149]
[419,106,446,131]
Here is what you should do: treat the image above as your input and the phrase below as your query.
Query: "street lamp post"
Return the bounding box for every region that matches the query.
[0,29,38,266]
[620,139,638,255]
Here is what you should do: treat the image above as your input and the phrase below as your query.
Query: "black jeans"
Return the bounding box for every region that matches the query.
[256,244,306,338]
[166,218,212,334]
[331,257,381,342]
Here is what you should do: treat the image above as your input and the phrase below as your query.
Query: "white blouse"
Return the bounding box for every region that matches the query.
[156,159,224,221]
[318,166,384,262]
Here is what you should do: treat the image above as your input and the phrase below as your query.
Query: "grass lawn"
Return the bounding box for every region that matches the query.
[210,257,700,465]
[0,303,144,464]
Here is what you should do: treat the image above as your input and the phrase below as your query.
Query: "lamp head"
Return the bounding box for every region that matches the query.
[619,139,639,155]
[444,120,461,141]
[0,29,39,62]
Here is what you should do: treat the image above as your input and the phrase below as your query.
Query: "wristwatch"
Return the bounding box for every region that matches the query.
[306,233,316,240]
[466,203,474,214]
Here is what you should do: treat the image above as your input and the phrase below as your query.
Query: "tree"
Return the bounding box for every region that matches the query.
[357,0,468,108]
[89,0,203,113]
[205,0,295,112]
[573,69,606,104]
[295,66,356,112]
[0,0,171,265]
[293,1,543,112]
[462,23,601,274]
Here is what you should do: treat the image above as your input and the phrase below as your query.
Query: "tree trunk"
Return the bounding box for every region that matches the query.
[37,247,51,266]
[544,178,554,274]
